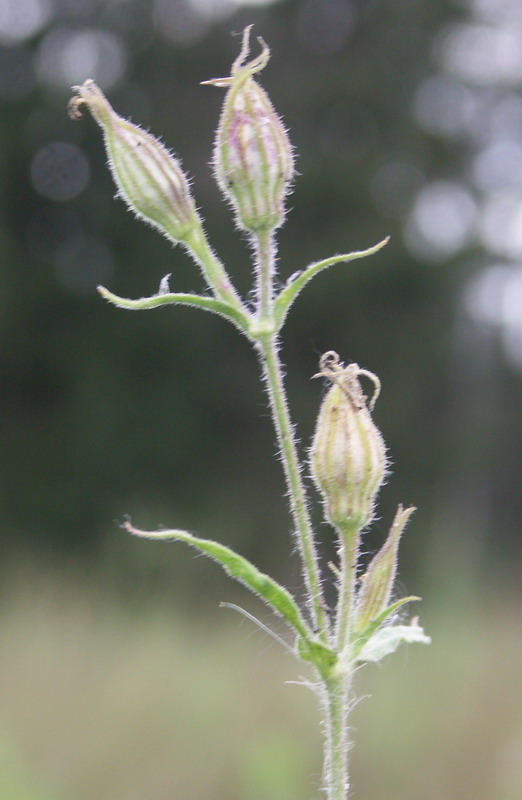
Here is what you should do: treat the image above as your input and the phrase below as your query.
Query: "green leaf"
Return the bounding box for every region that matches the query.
[273,237,389,331]
[97,285,252,335]
[124,522,312,641]
[356,621,431,663]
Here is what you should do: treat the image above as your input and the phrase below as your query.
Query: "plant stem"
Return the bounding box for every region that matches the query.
[253,228,276,320]
[258,334,328,637]
[335,527,361,653]
[185,224,247,312]
[322,675,350,800]
[250,227,327,636]
[321,527,360,799]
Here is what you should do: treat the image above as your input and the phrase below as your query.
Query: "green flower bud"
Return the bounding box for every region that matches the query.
[203,26,294,234]
[310,352,387,536]
[68,80,200,244]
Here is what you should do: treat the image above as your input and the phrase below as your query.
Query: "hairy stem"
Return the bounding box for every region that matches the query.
[322,676,351,800]
[250,226,327,637]
[258,334,327,637]
[253,228,276,321]
[184,224,247,312]
[335,526,361,654]
[322,527,360,799]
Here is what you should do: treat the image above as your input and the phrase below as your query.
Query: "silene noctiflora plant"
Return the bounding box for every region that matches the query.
[69,26,430,800]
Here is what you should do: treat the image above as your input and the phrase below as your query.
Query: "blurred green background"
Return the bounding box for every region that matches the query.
[1,0,521,798]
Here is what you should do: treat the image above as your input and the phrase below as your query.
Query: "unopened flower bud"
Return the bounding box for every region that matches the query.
[68,80,199,244]
[203,26,294,234]
[310,352,387,536]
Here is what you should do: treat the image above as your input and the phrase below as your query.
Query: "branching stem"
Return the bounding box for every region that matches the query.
[251,225,360,798]
[249,223,328,638]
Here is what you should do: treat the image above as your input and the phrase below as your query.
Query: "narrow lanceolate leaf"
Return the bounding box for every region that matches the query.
[354,505,416,633]
[356,620,431,663]
[97,286,252,335]
[124,522,312,641]
[274,238,389,331]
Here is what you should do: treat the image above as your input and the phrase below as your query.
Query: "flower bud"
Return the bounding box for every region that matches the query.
[68,80,199,244]
[310,352,387,535]
[203,26,294,234]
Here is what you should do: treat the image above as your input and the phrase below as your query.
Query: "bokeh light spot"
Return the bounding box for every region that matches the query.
[472,139,522,192]
[463,263,512,326]
[437,22,522,86]
[153,0,291,45]
[414,76,480,138]
[153,0,208,45]
[486,93,522,141]
[502,267,522,368]
[463,262,522,370]
[405,181,477,261]
[479,190,522,258]
[37,27,126,89]
[0,0,52,45]
[31,141,90,202]
[471,0,522,24]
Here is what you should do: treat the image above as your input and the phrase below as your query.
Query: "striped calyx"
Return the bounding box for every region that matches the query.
[203,26,294,234]
[310,352,387,536]
[69,80,199,244]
